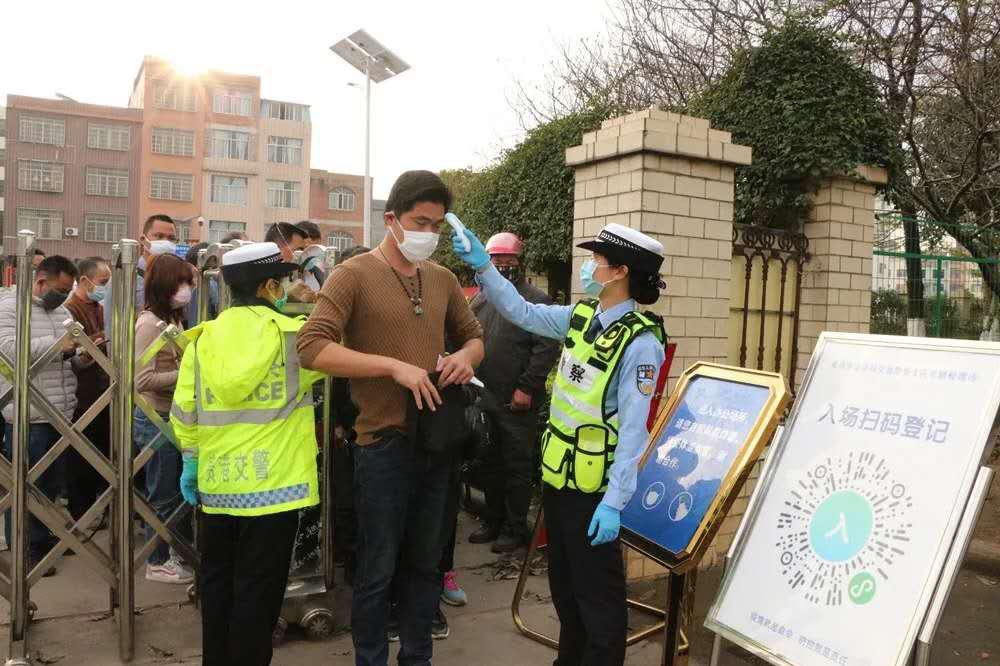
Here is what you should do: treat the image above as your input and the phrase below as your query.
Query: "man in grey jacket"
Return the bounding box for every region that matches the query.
[469,233,561,552]
[0,255,79,575]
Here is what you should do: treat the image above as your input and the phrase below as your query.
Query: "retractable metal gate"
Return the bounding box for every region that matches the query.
[1,233,340,663]
[0,231,124,665]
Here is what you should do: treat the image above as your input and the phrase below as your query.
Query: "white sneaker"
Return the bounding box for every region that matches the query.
[145,557,194,584]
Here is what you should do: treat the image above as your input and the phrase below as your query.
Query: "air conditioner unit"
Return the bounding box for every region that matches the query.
[65,227,80,237]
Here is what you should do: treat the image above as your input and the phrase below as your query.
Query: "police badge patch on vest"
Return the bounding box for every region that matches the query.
[636,364,656,396]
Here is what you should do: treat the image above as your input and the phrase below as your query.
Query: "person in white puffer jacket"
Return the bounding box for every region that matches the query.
[0,255,80,576]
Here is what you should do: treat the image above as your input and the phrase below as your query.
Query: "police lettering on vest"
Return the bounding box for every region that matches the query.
[170,306,326,517]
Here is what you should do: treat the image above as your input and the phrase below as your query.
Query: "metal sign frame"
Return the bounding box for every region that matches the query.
[622,362,789,574]
[705,332,1000,666]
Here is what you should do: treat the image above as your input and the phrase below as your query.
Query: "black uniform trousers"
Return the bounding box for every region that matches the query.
[200,509,299,666]
[543,485,627,666]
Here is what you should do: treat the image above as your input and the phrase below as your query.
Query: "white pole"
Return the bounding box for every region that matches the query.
[363,59,373,247]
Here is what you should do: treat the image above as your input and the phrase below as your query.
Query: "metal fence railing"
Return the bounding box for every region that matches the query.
[872,250,1000,340]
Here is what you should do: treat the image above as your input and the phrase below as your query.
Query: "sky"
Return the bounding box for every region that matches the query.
[1,0,614,199]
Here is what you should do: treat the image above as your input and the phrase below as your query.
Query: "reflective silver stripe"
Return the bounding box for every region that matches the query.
[549,402,586,431]
[170,402,197,425]
[196,392,313,426]
[191,326,305,425]
[551,386,603,420]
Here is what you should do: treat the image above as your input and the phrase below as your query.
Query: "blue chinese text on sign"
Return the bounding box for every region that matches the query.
[622,376,770,556]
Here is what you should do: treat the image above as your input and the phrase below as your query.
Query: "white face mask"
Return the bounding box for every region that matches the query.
[389,220,439,263]
[148,239,177,256]
[171,284,193,308]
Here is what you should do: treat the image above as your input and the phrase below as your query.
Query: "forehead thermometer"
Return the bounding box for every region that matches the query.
[445,213,472,252]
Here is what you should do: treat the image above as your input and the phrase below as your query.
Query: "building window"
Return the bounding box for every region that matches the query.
[87,123,131,151]
[175,221,192,243]
[327,232,354,252]
[266,180,301,209]
[152,127,196,156]
[213,89,254,116]
[84,213,127,243]
[211,175,248,205]
[19,116,65,146]
[150,172,194,201]
[208,130,253,160]
[328,187,356,211]
[17,208,63,240]
[86,167,129,197]
[18,159,64,193]
[153,82,197,111]
[260,100,309,122]
[267,136,303,165]
[208,220,246,243]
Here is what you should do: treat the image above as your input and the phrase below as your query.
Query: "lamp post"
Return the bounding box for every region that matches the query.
[330,30,410,247]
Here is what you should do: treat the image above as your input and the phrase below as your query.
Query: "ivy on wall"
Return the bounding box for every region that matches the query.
[686,21,898,229]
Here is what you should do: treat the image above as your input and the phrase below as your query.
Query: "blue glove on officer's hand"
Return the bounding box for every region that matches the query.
[588,502,621,546]
[180,456,199,506]
[450,228,491,271]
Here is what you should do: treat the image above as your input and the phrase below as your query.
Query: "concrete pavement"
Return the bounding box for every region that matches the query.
[2,511,998,664]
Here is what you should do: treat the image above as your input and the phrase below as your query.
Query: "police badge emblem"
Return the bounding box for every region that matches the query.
[636,364,656,396]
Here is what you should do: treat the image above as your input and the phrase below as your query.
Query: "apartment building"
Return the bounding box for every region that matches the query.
[2,58,369,258]
[3,95,143,259]
[128,56,312,244]
[309,169,365,250]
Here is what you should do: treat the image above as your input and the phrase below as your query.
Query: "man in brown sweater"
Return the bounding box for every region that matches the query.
[297,171,483,666]
[63,257,111,524]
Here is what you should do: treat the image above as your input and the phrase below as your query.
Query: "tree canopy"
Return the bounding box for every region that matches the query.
[437,105,611,294]
[686,21,898,228]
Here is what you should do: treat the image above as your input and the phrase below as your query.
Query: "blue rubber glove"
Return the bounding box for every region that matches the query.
[450,228,491,271]
[588,503,621,546]
[180,456,199,506]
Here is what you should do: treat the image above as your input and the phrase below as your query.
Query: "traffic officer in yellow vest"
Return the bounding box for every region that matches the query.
[453,222,666,666]
[170,242,324,666]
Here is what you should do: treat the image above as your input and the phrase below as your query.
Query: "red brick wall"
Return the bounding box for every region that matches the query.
[309,169,365,246]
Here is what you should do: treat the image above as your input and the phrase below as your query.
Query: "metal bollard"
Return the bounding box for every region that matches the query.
[107,244,122,618]
[215,243,235,312]
[7,230,36,664]
[321,377,334,591]
[113,239,139,662]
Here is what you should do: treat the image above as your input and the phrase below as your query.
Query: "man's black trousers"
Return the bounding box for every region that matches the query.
[483,407,538,536]
[200,510,298,666]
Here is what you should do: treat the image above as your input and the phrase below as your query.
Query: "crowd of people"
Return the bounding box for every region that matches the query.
[0,168,670,666]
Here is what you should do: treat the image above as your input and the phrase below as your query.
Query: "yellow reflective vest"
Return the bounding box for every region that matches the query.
[541,299,664,493]
[170,305,325,517]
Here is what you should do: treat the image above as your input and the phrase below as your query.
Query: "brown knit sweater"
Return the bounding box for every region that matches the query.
[297,252,482,444]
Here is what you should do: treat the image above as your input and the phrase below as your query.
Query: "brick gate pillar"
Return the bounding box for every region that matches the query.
[567,106,752,392]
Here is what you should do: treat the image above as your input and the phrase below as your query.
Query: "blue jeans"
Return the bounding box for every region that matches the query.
[351,433,457,666]
[3,423,65,558]
[133,408,182,566]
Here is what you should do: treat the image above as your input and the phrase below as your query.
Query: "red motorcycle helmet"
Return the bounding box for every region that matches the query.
[484,232,524,256]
